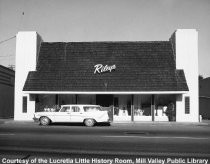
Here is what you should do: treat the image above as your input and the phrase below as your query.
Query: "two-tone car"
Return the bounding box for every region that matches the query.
[33,104,110,127]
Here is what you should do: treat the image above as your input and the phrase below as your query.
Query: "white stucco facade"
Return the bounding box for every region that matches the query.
[14,32,42,120]
[173,29,199,122]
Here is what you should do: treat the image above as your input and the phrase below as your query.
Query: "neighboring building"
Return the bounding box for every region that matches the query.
[14,29,199,122]
[199,77,210,119]
[0,65,15,118]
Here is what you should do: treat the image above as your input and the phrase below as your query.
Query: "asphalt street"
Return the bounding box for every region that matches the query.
[0,121,210,164]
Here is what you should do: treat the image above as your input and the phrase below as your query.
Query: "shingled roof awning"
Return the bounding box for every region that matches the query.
[23,41,189,93]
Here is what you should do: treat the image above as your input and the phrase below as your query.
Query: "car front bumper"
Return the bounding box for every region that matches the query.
[33,117,39,123]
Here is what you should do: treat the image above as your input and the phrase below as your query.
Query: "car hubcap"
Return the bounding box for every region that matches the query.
[41,117,48,125]
[86,119,94,126]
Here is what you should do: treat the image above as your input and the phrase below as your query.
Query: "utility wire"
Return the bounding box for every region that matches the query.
[0,55,14,57]
[0,36,16,45]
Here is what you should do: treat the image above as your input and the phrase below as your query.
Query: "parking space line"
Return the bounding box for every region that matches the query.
[0,133,15,136]
[102,136,209,140]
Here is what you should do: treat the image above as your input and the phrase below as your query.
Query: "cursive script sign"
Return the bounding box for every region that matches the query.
[94,64,116,74]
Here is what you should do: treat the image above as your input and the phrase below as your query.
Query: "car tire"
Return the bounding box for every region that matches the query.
[84,118,95,127]
[40,116,50,126]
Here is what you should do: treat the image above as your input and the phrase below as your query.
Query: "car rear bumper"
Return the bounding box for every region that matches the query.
[98,119,111,123]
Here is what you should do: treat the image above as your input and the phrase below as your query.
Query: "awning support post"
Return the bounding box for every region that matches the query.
[131,95,134,122]
[151,94,155,121]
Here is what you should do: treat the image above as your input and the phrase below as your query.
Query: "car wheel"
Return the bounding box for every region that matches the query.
[84,118,95,127]
[40,116,50,126]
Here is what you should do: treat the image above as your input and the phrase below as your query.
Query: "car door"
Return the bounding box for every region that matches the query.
[70,106,84,122]
[54,106,71,122]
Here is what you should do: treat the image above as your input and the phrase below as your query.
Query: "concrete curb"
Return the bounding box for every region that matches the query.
[1,119,210,126]
[111,122,210,126]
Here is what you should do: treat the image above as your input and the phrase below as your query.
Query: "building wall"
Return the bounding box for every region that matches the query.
[14,32,42,120]
[199,77,210,119]
[171,29,199,122]
[199,78,210,97]
[199,98,210,119]
[0,66,15,118]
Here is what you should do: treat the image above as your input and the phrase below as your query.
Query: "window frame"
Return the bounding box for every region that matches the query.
[71,106,81,112]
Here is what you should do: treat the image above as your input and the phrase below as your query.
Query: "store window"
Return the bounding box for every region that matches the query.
[84,106,101,112]
[134,95,152,121]
[185,96,190,114]
[113,95,132,121]
[22,96,27,113]
[35,94,58,112]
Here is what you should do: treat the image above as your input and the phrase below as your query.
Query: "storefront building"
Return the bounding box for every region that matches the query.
[14,29,199,122]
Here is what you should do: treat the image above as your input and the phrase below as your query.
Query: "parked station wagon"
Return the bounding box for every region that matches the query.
[33,104,110,127]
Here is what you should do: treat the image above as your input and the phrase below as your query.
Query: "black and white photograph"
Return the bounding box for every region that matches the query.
[0,0,210,163]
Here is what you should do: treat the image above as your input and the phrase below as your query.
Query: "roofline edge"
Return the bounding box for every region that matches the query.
[23,91,188,94]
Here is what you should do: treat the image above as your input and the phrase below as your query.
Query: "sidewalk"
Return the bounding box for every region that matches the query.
[112,120,210,127]
[0,118,34,125]
[1,118,210,126]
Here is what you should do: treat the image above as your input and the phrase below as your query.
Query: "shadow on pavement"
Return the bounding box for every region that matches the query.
[49,122,111,127]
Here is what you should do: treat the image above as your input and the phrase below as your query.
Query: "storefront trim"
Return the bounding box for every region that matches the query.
[23,91,188,95]
[23,91,188,94]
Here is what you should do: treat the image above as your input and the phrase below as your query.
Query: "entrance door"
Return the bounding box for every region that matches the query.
[96,95,114,121]
[96,95,113,107]
[154,95,176,122]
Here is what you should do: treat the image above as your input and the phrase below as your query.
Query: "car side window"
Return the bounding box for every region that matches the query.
[84,106,101,112]
[60,107,70,112]
[71,106,81,112]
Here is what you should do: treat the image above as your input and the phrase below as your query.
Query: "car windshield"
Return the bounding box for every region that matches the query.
[83,106,101,112]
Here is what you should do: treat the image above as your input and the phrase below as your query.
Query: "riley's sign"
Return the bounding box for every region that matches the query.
[94,64,116,74]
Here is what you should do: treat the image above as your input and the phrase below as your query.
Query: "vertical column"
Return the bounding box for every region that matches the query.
[75,94,78,104]
[14,32,42,120]
[171,29,198,122]
[131,95,134,122]
[151,95,155,121]
[55,94,59,105]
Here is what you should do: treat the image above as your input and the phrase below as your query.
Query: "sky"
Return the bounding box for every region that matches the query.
[0,0,210,77]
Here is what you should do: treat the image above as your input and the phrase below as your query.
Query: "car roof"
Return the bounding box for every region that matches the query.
[61,104,100,107]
